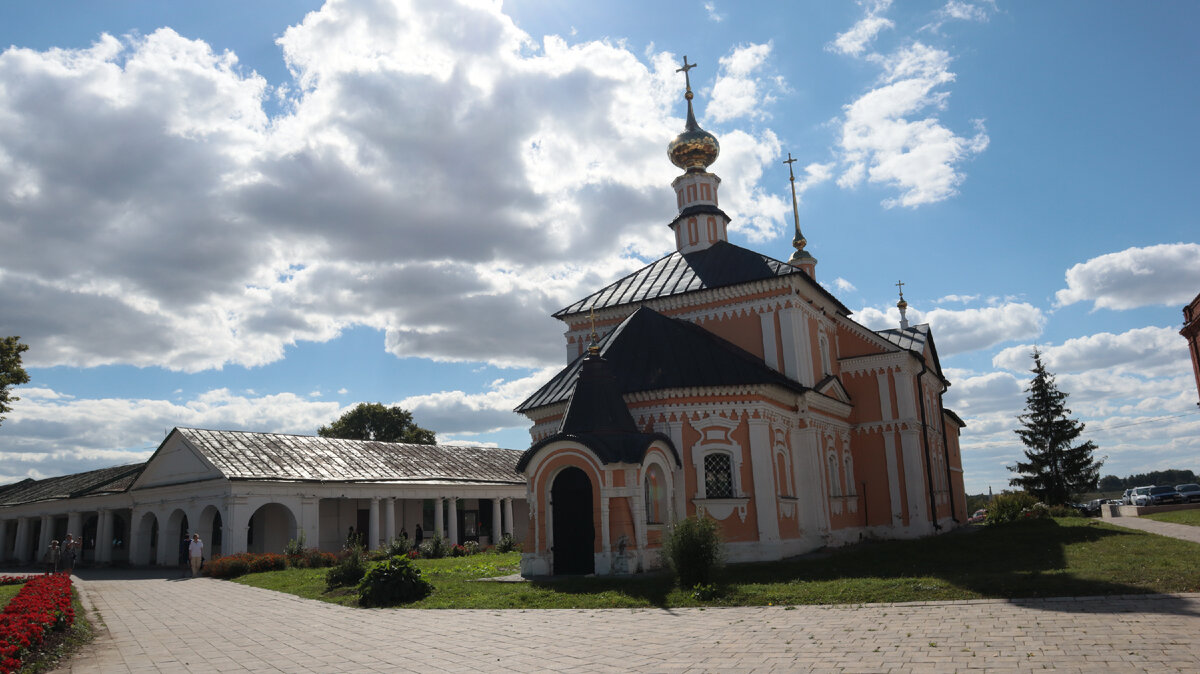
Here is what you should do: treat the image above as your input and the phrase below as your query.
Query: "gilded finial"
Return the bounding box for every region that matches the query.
[668,56,719,171]
[896,280,910,330]
[785,152,814,265]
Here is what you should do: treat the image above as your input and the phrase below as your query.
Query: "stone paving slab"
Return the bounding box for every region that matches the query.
[1099,515,1200,544]
[50,569,1200,673]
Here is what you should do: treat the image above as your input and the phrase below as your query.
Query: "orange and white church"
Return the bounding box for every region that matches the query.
[514,60,968,577]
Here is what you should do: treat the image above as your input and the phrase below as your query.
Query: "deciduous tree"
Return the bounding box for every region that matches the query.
[318,403,436,444]
[0,336,30,428]
[1008,348,1102,505]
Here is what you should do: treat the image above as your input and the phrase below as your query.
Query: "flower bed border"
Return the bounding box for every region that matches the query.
[0,573,75,673]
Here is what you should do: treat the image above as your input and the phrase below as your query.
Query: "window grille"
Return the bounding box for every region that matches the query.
[704,453,734,498]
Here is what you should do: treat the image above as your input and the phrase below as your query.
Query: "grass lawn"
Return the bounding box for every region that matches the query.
[233,517,1200,609]
[1142,509,1200,527]
[0,582,22,607]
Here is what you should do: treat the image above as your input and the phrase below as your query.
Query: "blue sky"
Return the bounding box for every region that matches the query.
[1,0,1198,494]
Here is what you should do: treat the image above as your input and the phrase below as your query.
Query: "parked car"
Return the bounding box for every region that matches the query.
[1081,499,1105,517]
[1175,483,1200,503]
[1141,485,1183,506]
[1131,486,1153,506]
[968,509,987,524]
[1121,488,1134,505]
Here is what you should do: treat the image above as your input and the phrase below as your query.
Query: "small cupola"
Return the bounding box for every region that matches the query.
[666,56,730,255]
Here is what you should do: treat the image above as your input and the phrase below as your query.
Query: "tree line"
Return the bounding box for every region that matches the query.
[1098,470,1198,492]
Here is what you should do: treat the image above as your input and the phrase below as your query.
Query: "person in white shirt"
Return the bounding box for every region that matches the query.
[188,533,204,577]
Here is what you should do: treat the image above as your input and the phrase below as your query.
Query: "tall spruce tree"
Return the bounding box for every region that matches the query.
[1008,348,1102,504]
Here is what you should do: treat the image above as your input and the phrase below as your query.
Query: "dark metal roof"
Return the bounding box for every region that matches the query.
[515,353,678,471]
[517,307,806,414]
[875,324,931,353]
[0,463,145,506]
[554,240,849,318]
[175,428,524,484]
[667,203,729,229]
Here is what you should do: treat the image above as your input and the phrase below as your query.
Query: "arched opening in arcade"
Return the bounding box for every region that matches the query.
[246,503,297,554]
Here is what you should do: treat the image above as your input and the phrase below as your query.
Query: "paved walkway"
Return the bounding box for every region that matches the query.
[1101,514,1200,544]
[46,570,1198,673]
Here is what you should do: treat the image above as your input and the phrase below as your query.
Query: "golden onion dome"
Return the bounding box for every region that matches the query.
[668,102,720,171]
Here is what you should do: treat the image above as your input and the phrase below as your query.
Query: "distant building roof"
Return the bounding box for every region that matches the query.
[0,463,145,506]
[554,240,849,318]
[875,323,931,353]
[517,306,806,414]
[174,428,524,485]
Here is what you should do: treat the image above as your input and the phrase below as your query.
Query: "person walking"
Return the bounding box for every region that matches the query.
[188,533,204,577]
[415,523,424,546]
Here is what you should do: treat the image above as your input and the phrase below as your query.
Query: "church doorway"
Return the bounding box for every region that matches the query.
[551,467,594,575]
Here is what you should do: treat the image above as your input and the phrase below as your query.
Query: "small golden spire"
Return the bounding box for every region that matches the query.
[896,280,910,329]
[784,152,814,265]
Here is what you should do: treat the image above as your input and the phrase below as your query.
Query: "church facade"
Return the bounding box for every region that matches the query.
[515,62,967,577]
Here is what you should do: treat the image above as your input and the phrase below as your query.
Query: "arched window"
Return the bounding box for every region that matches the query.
[644,464,666,524]
[819,333,832,376]
[843,451,856,496]
[827,451,841,497]
[704,453,734,498]
[688,218,698,245]
[707,217,718,243]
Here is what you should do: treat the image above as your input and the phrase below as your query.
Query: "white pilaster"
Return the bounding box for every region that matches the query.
[664,420,687,520]
[900,430,926,526]
[14,517,31,563]
[224,497,249,555]
[502,498,514,536]
[300,497,320,551]
[760,311,779,371]
[66,512,82,540]
[447,497,458,544]
[747,418,780,547]
[434,497,444,539]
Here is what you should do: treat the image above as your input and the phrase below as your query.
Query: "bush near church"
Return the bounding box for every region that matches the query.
[662,515,724,589]
[357,555,432,607]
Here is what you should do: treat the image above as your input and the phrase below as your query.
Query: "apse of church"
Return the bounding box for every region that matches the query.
[514,57,967,577]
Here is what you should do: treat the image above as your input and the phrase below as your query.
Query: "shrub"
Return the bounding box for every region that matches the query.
[461,540,481,556]
[283,530,307,557]
[985,491,1039,524]
[450,544,466,557]
[357,555,433,607]
[325,545,367,589]
[662,516,724,589]
[418,532,452,559]
[1048,504,1084,518]
[493,533,521,554]
[203,552,286,579]
[288,548,337,569]
[383,536,413,558]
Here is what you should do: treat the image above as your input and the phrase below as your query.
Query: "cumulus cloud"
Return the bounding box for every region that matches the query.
[829,0,894,57]
[707,42,777,123]
[0,0,789,374]
[0,387,343,481]
[992,326,1190,377]
[1054,243,1200,310]
[703,1,725,23]
[855,301,1044,355]
[398,366,559,435]
[833,277,857,292]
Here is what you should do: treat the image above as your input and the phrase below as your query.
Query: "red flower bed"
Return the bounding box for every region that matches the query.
[0,573,74,673]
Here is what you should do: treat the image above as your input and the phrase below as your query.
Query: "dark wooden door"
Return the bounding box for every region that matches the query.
[551,467,595,575]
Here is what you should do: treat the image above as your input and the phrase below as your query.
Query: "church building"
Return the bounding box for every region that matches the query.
[515,59,967,577]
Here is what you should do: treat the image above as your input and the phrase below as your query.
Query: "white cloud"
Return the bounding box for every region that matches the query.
[941,1,991,22]
[936,294,978,304]
[992,326,1190,377]
[829,0,894,57]
[706,42,776,123]
[855,301,1044,355]
[1054,243,1200,310]
[0,1,790,374]
[834,277,857,292]
[703,1,725,23]
[398,366,559,435]
[0,387,342,481]
[837,43,988,208]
